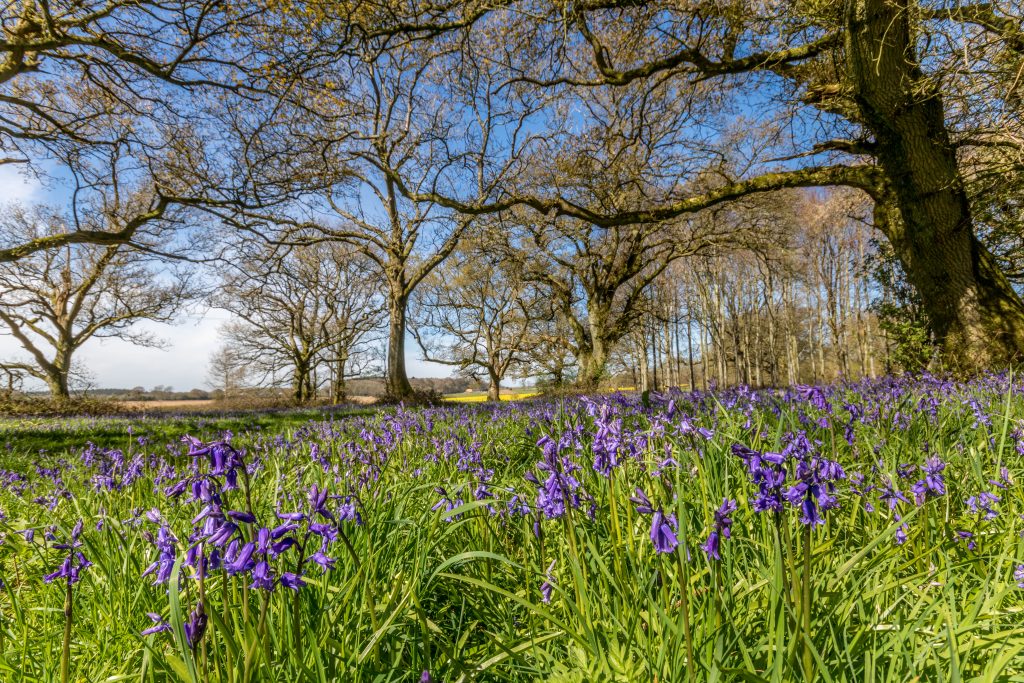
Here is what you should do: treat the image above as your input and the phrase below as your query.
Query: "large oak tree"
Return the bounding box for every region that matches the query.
[295,0,1024,369]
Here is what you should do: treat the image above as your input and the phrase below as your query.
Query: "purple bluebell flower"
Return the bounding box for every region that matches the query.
[184,602,207,648]
[894,518,908,546]
[650,509,679,554]
[954,530,976,551]
[141,613,172,636]
[250,561,274,591]
[733,443,787,513]
[227,510,257,524]
[540,560,556,603]
[44,520,90,585]
[141,526,178,585]
[966,491,1000,521]
[911,457,946,504]
[226,542,256,574]
[308,545,336,571]
[308,484,335,521]
[989,467,1011,489]
[796,385,831,413]
[701,499,737,561]
[879,480,909,510]
[630,488,654,515]
[279,571,306,591]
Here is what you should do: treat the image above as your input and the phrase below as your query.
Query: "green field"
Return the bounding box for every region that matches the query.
[2,376,1024,681]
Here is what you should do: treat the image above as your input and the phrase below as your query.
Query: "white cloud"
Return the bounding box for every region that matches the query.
[0,166,42,205]
[0,306,454,392]
[75,310,227,390]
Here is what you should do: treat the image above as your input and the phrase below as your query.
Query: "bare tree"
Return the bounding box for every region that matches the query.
[0,204,196,398]
[412,231,541,401]
[305,0,1024,369]
[214,241,384,403]
[515,214,728,388]
[0,0,279,259]
[206,345,249,400]
[206,29,543,399]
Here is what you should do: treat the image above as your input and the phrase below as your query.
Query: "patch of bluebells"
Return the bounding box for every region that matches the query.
[525,434,589,522]
[5,373,1024,676]
[733,433,845,527]
[782,435,845,527]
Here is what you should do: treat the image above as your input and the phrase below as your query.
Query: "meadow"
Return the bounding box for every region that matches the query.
[2,375,1024,682]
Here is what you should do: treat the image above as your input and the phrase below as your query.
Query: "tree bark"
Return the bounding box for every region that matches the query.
[386,293,414,398]
[45,346,71,400]
[293,361,309,403]
[46,371,70,400]
[575,303,612,389]
[577,341,609,389]
[847,0,1024,368]
[333,352,347,404]
[486,371,500,401]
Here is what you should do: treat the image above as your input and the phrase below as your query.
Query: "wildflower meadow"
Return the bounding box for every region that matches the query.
[3,375,1024,681]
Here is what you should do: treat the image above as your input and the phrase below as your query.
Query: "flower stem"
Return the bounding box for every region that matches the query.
[802,525,813,681]
[61,580,72,683]
[674,552,696,683]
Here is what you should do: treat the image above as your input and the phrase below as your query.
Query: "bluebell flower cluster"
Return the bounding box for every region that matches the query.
[44,519,91,586]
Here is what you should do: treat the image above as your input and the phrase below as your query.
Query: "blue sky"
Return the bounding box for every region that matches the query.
[0,166,451,391]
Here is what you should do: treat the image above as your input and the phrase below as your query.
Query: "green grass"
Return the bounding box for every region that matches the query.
[443,391,540,403]
[0,407,373,456]
[1,379,1024,681]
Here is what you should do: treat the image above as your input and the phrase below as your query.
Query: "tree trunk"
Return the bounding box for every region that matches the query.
[293,362,308,403]
[637,332,649,392]
[386,293,414,398]
[576,304,612,388]
[686,308,695,391]
[486,371,500,402]
[577,341,609,389]
[848,0,1024,368]
[650,319,659,391]
[333,352,347,404]
[46,371,70,400]
[46,347,71,400]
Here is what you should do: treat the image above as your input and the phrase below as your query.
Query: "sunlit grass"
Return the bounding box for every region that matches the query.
[1,376,1024,681]
[443,391,541,402]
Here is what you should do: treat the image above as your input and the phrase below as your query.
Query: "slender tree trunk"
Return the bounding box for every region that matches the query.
[848,0,1024,368]
[663,315,674,388]
[686,307,696,391]
[650,317,660,391]
[638,333,650,392]
[674,296,684,387]
[700,322,710,390]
